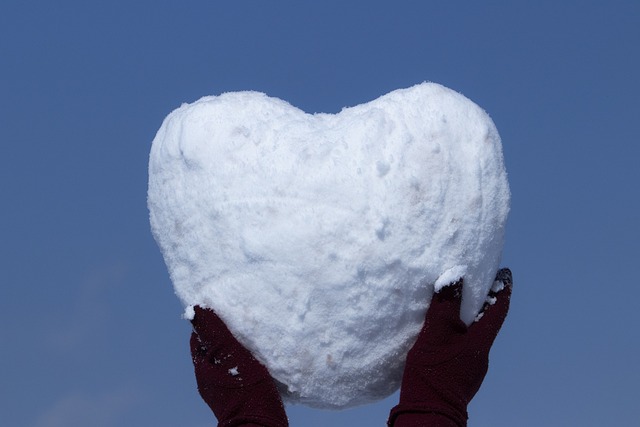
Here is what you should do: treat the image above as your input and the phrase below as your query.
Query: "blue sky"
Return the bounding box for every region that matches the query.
[1,1,639,426]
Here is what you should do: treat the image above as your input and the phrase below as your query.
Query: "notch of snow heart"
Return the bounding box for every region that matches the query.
[148,82,510,409]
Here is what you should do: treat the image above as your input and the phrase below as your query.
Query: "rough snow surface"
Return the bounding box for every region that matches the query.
[148,82,510,409]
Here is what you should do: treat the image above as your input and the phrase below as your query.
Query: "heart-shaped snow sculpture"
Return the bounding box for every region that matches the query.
[148,82,510,409]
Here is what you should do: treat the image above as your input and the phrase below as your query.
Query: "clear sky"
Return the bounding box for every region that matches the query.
[1,1,639,426]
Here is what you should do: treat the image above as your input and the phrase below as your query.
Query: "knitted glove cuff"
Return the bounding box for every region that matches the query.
[388,403,467,427]
[220,413,288,427]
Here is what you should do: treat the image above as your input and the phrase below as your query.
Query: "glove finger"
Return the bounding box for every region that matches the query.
[414,278,466,349]
[469,273,512,350]
[406,279,467,364]
[492,268,512,293]
[426,278,465,326]
[190,305,236,348]
[190,306,269,382]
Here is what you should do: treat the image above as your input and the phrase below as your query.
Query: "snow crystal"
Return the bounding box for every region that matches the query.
[491,279,507,293]
[148,82,510,409]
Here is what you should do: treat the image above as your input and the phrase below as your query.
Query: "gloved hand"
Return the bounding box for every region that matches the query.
[190,306,288,427]
[388,268,513,427]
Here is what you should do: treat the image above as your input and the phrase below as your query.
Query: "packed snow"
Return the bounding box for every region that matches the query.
[148,82,510,408]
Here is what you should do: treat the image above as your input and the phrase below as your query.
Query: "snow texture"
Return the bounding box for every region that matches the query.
[148,82,510,409]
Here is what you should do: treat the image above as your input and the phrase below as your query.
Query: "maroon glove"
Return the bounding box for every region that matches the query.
[388,268,512,427]
[190,306,288,427]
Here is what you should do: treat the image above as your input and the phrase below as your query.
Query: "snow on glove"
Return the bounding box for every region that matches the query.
[388,268,513,427]
[190,306,288,427]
